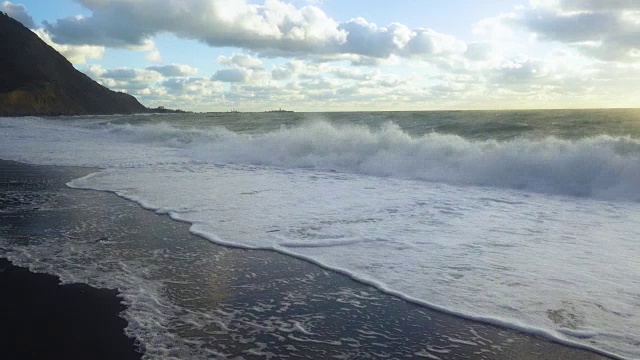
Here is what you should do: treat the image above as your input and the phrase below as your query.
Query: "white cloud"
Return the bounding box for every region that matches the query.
[212,68,251,82]
[136,87,166,97]
[336,17,399,58]
[269,60,329,81]
[42,0,469,64]
[147,64,199,77]
[103,68,161,81]
[84,64,108,78]
[523,9,624,43]
[83,65,164,90]
[34,29,105,64]
[405,29,466,56]
[480,53,612,105]
[218,54,263,69]
[213,53,270,83]
[472,13,518,40]
[271,64,295,80]
[2,2,104,64]
[485,0,640,62]
[464,42,495,61]
[269,61,411,96]
[2,1,35,28]
[145,48,162,62]
[162,77,222,96]
[44,0,346,52]
[377,78,409,88]
[330,67,379,81]
[81,65,223,109]
[3,2,107,65]
[144,77,224,110]
[559,0,640,11]
[489,57,548,85]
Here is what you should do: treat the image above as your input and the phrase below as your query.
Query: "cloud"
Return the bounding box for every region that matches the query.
[489,57,548,85]
[559,0,640,10]
[138,77,224,110]
[43,9,147,48]
[84,65,164,91]
[161,77,222,96]
[329,67,379,81]
[212,68,251,82]
[34,29,105,64]
[2,2,104,64]
[472,13,518,40]
[464,42,495,61]
[218,54,263,69]
[405,28,466,56]
[271,65,295,80]
[43,0,468,63]
[523,9,624,43]
[43,0,345,50]
[84,64,107,78]
[146,64,199,77]
[2,1,35,28]
[269,61,409,92]
[336,18,402,58]
[481,53,610,103]
[377,78,409,88]
[489,0,640,62]
[103,68,161,81]
[270,60,322,81]
[212,53,269,83]
[145,48,162,62]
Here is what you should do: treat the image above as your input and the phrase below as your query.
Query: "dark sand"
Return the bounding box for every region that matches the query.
[0,159,619,359]
[0,259,142,360]
[0,162,141,359]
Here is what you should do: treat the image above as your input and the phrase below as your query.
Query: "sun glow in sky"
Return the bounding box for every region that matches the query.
[4,0,640,112]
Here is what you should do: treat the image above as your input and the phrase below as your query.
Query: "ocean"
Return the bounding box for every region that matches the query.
[1,109,639,359]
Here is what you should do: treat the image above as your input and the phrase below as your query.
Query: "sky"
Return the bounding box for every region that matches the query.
[3,0,640,112]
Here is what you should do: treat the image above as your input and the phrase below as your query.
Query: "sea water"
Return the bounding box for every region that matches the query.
[1,109,639,358]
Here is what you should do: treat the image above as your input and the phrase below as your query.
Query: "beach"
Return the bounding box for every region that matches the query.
[0,160,141,359]
[0,258,142,359]
[0,159,619,359]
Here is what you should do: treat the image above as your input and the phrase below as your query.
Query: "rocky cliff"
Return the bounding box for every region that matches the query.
[0,12,148,116]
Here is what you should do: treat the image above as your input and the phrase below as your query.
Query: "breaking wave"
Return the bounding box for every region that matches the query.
[106,120,640,201]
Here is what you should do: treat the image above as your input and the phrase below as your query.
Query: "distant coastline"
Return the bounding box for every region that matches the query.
[265,108,293,113]
[147,106,190,114]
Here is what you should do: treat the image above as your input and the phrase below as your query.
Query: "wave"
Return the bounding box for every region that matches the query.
[102,120,640,201]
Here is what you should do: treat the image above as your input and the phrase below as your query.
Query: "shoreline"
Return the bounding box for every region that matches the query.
[0,160,142,359]
[0,159,621,359]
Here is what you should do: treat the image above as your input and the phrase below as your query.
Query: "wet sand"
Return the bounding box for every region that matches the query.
[0,161,141,359]
[0,258,142,360]
[0,159,619,359]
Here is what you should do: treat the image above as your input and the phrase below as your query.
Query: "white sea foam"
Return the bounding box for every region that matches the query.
[0,235,212,359]
[110,119,640,200]
[2,115,639,359]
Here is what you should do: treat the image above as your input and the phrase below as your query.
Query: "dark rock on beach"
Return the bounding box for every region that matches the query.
[0,12,148,116]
